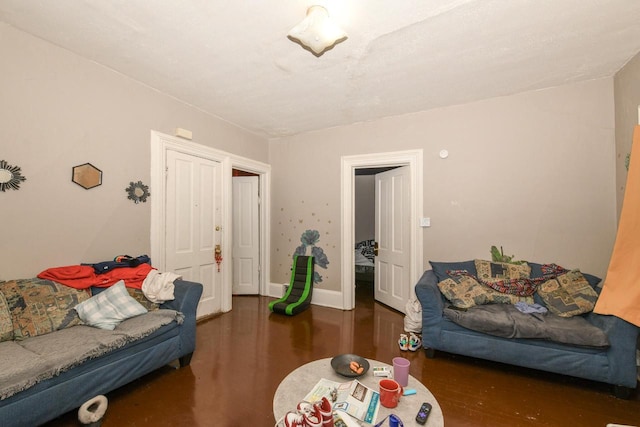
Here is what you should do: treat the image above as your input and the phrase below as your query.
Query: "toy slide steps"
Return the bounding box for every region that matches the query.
[269,255,314,315]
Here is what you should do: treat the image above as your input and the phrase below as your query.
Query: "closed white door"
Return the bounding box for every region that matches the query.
[165,149,222,317]
[374,166,410,312]
[232,175,260,294]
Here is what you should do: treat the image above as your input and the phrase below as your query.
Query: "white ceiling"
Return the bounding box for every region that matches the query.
[2,0,640,138]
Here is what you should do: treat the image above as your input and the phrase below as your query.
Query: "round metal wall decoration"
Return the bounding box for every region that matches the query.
[126,180,150,204]
[0,160,27,192]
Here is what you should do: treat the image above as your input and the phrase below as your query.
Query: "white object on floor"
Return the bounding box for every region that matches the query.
[78,395,108,425]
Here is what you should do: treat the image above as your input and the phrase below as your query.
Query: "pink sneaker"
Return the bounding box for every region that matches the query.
[314,397,334,427]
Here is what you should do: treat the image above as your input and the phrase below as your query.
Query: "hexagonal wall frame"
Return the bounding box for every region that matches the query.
[72,163,102,189]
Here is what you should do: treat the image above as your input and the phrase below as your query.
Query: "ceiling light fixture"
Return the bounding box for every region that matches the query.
[287,5,347,57]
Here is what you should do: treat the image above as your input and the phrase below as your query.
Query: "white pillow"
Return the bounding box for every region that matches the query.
[75,280,148,330]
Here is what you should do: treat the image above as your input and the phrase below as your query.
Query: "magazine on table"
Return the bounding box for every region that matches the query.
[304,378,380,424]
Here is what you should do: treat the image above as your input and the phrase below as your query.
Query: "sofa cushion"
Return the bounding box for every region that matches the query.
[437,273,533,309]
[443,303,610,348]
[0,292,14,342]
[127,288,160,311]
[76,281,147,330]
[529,262,602,288]
[429,260,477,282]
[475,259,531,282]
[0,279,89,341]
[537,270,599,317]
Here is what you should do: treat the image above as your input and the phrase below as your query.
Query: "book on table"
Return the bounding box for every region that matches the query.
[304,378,380,424]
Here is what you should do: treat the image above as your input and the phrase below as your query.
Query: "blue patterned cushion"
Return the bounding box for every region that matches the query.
[0,278,88,340]
[0,292,14,342]
[437,272,534,309]
[537,270,599,317]
[429,260,477,282]
[75,281,147,330]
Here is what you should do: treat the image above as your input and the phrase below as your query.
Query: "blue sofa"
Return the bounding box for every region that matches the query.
[0,279,202,427]
[415,269,639,397]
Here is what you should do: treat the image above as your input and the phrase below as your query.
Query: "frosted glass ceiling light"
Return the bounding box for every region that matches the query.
[287,5,347,56]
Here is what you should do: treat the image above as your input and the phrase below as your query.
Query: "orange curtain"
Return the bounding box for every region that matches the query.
[594,125,640,326]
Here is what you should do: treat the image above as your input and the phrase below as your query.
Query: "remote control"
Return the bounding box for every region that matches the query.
[415,402,432,425]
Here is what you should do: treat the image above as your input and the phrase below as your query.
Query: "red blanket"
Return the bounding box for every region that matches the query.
[38,264,154,289]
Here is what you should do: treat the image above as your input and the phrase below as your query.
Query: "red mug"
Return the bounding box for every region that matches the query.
[379,378,403,408]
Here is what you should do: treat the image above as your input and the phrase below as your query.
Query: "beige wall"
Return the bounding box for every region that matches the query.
[0,24,267,280]
[354,175,375,243]
[1,23,623,291]
[270,78,618,291]
[614,51,640,218]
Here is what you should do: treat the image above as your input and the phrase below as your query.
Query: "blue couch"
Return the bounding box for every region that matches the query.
[415,269,639,397]
[0,279,202,427]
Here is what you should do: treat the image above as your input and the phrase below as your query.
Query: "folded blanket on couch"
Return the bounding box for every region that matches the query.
[443,303,610,348]
[0,309,182,400]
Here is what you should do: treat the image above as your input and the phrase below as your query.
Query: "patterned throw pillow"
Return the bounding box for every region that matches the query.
[475,259,531,283]
[437,273,534,309]
[126,288,160,311]
[537,270,599,317]
[0,278,90,340]
[0,291,14,342]
[76,281,147,330]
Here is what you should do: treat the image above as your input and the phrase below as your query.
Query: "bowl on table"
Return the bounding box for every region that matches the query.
[330,354,370,377]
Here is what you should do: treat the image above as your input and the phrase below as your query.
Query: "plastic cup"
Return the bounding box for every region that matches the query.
[392,357,410,387]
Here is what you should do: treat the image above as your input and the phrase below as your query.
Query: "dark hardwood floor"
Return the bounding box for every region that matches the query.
[46,282,639,427]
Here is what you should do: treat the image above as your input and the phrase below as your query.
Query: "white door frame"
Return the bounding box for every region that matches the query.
[150,131,271,312]
[229,160,271,297]
[341,150,423,311]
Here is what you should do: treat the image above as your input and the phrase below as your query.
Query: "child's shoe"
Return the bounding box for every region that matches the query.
[284,411,305,427]
[408,332,422,351]
[398,333,409,351]
[313,397,334,427]
[296,401,322,427]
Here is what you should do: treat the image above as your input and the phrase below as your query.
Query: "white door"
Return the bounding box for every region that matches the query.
[374,166,411,312]
[165,149,222,317]
[232,176,260,294]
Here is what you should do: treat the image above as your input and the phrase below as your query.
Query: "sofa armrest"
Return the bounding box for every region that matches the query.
[160,280,203,364]
[586,311,639,388]
[415,270,445,327]
[160,280,203,317]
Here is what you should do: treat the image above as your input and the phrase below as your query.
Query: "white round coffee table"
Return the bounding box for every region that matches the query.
[273,358,444,426]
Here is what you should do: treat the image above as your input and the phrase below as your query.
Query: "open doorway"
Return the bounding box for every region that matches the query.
[232,169,260,295]
[340,150,424,312]
[354,167,397,304]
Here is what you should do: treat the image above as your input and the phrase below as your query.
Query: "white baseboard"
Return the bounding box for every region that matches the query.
[267,282,345,310]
